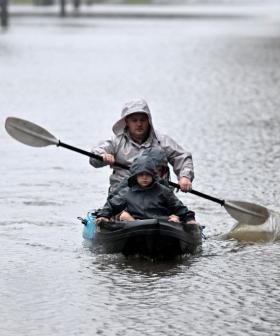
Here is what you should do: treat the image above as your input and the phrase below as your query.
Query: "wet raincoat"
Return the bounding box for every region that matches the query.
[108,147,170,199]
[97,157,195,222]
[90,99,194,191]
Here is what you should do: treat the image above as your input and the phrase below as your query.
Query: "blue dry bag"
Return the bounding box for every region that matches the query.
[82,212,96,240]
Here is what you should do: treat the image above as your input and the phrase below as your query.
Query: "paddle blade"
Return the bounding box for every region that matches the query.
[5,117,59,147]
[224,200,269,225]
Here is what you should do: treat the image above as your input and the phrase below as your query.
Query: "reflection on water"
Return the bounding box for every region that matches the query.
[1,9,280,336]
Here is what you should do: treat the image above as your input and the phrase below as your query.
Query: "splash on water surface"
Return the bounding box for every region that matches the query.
[225,210,280,242]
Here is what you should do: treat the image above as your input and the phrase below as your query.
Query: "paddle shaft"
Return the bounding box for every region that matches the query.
[59,141,225,206]
[168,181,225,205]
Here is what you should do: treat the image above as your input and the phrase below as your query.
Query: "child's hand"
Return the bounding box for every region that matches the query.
[96,217,109,225]
[186,219,198,225]
[168,214,180,223]
[119,211,135,221]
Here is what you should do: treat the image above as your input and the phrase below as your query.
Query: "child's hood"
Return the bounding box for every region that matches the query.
[128,156,158,187]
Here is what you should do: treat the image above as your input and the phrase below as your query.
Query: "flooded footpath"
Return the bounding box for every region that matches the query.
[0,4,280,336]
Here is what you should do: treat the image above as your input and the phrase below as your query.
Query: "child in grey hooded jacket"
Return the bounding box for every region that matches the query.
[108,147,170,198]
[96,156,196,225]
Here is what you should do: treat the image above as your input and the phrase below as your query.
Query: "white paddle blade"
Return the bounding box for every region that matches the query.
[224,200,269,225]
[5,117,59,147]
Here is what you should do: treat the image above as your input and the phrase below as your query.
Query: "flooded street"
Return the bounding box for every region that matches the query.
[0,6,280,336]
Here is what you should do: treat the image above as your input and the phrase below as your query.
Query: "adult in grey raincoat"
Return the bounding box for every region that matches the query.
[96,157,195,223]
[90,99,194,192]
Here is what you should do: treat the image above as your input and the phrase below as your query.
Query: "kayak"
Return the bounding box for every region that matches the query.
[80,212,203,260]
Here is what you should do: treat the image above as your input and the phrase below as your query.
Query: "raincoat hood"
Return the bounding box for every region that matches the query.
[128,156,158,187]
[112,99,155,136]
[141,147,168,167]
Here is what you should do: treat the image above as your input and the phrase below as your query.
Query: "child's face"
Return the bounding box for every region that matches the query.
[136,172,153,188]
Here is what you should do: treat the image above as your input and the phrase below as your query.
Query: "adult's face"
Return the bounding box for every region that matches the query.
[125,113,150,143]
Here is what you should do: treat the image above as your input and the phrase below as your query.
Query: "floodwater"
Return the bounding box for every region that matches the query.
[1,6,280,336]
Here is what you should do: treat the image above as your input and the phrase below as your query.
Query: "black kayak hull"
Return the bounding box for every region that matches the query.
[94,219,203,260]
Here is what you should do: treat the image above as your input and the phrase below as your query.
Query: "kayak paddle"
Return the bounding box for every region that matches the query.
[5,117,128,169]
[5,116,269,225]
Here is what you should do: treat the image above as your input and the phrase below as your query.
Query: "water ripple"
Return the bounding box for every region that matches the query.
[1,12,280,336]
